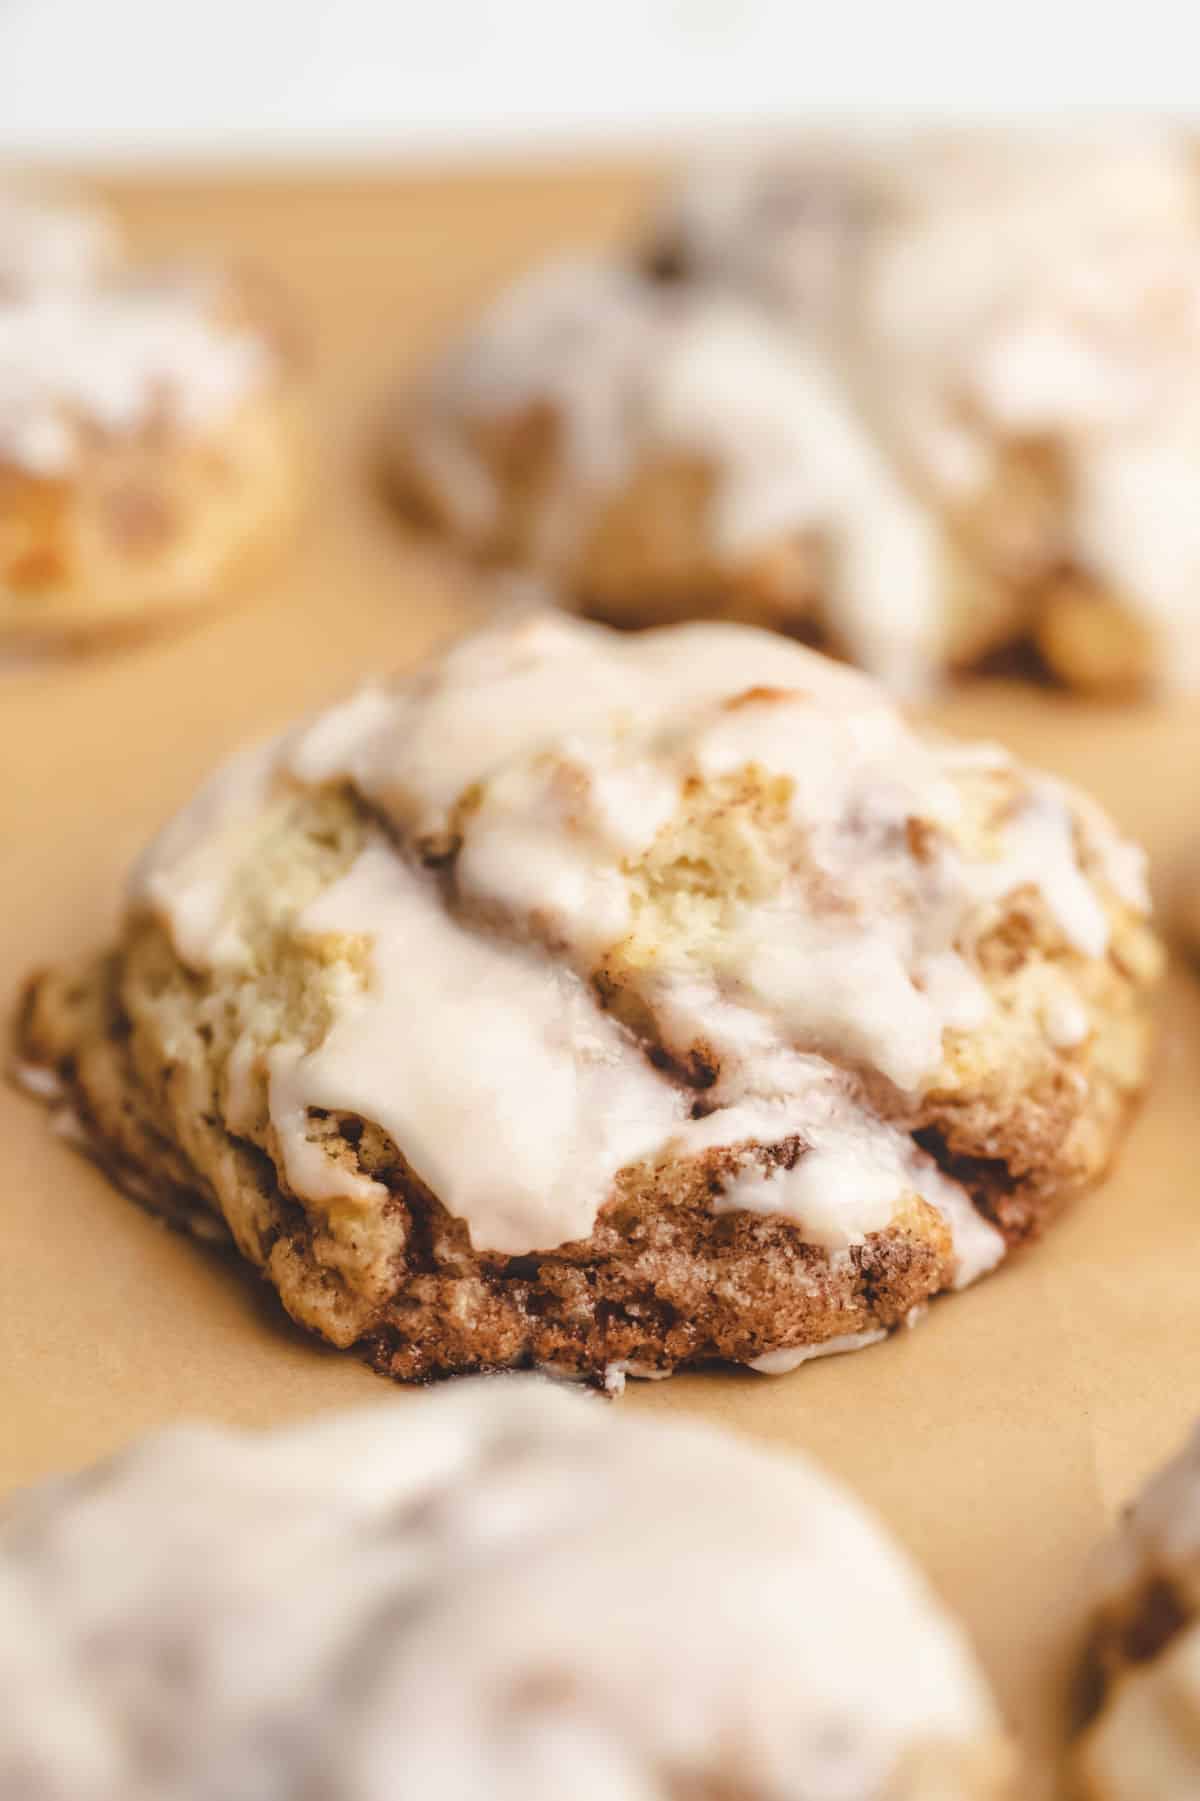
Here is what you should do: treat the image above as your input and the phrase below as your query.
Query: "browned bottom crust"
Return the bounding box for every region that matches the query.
[13,914,1152,1388]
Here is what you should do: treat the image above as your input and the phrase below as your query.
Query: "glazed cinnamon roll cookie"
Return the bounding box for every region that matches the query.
[0,1380,1012,1800]
[0,189,305,642]
[1074,1425,1200,1798]
[14,610,1160,1385]
[650,126,1200,697]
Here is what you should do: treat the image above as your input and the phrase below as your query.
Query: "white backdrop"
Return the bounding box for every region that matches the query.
[0,0,1196,163]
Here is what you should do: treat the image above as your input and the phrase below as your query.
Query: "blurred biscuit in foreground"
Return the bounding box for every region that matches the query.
[0,1376,1012,1799]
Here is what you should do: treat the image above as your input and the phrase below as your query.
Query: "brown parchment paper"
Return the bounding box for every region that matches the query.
[3,166,1200,1798]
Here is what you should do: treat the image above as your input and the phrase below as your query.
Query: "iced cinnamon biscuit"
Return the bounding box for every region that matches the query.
[0,194,304,642]
[1074,1425,1200,1798]
[396,127,1200,697]
[0,1380,1011,1800]
[651,128,1200,697]
[387,257,1014,695]
[14,611,1160,1384]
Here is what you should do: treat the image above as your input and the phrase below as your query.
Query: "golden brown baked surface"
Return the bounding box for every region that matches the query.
[12,611,1162,1388]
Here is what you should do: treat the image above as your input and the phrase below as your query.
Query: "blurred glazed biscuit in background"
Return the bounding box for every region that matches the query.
[386,259,1018,696]
[390,127,1200,700]
[0,187,306,643]
[1075,1423,1200,1798]
[0,1378,1013,1800]
[14,609,1160,1387]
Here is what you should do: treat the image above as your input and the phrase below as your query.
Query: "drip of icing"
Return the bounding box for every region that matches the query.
[750,1331,888,1374]
[413,260,671,565]
[955,787,1110,959]
[270,845,689,1254]
[641,303,942,691]
[704,1085,1003,1287]
[131,738,280,969]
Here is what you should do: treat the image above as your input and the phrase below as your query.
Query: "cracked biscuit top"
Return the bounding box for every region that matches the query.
[126,608,1149,1272]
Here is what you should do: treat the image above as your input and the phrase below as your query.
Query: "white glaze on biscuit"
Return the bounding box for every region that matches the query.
[866,132,1200,691]
[270,844,689,1255]
[0,266,271,475]
[1,190,272,479]
[409,261,942,693]
[749,1329,888,1373]
[130,612,1141,1280]
[0,1380,1004,1800]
